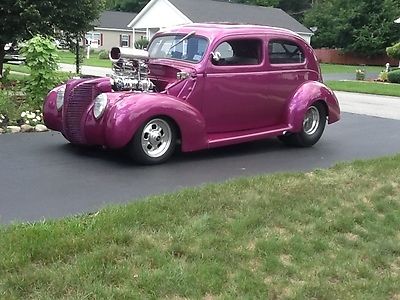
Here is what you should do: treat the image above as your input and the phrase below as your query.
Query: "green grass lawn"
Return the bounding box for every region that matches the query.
[4,63,31,74]
[1,155,400,299]
[327,80,400,97]
[320,63,384,74]
[57,50,111,68]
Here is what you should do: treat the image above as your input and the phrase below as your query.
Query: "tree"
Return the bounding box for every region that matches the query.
[0,0,54,77]
[277,0,313,21]
[51,0,105,73]
[387,42,400,67]
[106,0,148,12]
[0,0,104,77]
[304,0,400,56]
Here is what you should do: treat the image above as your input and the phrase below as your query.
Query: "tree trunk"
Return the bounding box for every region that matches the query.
[0,43,6,79]
[75,36,80,74]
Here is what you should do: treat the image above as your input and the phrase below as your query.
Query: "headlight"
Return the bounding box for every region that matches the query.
[93,93,108,119]
[56,87,65,111]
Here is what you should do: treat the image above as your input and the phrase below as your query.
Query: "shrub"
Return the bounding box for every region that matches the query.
[20,110,44,126]
[0,87,25,127]
[355,69,366,81]
[98,50,109,60]
[0,67,11,85]
[134,38,149,50]
[387,69,400,84]
[378,71,388,82]
[387,42,400,60]
[21,35,60,109]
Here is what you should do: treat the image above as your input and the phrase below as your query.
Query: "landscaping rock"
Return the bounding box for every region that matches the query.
[35,124,48,132]
[7,126,21,133]
[0,128,4,134]
[21,124,34,133]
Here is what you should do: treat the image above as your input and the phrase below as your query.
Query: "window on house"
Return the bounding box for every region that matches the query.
[121,34,129,47]
[85,32,102,46]
[268,40,305,64]
[212,39,262,66]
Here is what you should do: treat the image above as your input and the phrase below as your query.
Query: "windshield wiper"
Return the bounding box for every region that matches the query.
[168,31,196,52]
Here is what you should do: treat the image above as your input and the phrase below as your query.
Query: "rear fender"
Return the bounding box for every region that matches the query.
[286,81,340,132]
[104,93,207,152]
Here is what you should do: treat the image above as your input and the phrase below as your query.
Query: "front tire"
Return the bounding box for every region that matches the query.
[279,102,326,147]
[128,118,176,165]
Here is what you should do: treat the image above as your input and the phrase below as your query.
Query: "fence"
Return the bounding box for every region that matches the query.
[315,49,398,67]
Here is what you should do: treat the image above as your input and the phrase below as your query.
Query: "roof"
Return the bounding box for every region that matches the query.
[94,11,137,30]
[158,23,305,44]
[163,23,299,38]
[168,0,312,34]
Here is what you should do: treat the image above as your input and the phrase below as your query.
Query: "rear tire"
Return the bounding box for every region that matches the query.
[128,118,176,165]
[279,102,326,147]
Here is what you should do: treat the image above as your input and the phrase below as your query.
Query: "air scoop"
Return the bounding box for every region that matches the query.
[109,47,149,62]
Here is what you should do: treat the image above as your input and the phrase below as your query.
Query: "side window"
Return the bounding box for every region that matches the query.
[213,39,262,66]
[268,40,305,64]
[120,34,129,47]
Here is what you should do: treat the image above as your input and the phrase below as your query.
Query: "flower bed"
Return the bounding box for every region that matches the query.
[0,80,48,134]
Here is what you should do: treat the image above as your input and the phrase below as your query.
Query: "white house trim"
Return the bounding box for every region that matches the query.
[94,27,132,32]
[127,0,313,44]
[128,0,191,28]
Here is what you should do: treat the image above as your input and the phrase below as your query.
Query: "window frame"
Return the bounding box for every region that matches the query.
[85,32,102,47]
[120,34,130,48]
[268,39,306,66]
[147,34,210,64]
[212,37,264,67]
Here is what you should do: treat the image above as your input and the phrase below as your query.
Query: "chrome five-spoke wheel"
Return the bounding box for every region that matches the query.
[141,119,172,158]
[129,117,176,164]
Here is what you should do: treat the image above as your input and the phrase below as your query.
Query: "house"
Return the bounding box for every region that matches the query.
[128,0,313,44]
[85,11,146,51]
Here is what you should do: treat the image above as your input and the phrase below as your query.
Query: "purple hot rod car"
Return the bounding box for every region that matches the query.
[44,23,340,164]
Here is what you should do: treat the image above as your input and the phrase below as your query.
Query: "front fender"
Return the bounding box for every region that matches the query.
[286,81,340,132]
[103,93,208,151]
[43,85,65,132]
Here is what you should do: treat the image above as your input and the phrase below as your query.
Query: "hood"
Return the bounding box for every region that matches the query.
[148,60,197,83]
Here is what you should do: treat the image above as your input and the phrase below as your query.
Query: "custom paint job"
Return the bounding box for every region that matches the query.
[44,23,340,153]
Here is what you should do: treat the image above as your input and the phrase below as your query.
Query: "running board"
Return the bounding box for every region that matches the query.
[207,125,292,149]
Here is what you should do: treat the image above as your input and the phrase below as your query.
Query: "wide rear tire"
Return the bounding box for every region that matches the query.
[279,102,326,147]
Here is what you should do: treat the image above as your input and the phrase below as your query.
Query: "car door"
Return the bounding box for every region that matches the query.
[264,38,314,123]
[203,36,275,134]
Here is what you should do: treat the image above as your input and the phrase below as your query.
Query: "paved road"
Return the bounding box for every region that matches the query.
[1,112,400,224]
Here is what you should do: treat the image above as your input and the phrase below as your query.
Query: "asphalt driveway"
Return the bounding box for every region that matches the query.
[1,111,400,224]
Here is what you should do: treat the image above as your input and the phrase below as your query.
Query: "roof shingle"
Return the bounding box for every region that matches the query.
[94,11,137,29]
[168,0,312,34]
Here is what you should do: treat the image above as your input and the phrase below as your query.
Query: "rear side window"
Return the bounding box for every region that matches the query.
[213,39,262,66]
[268,40,305,64]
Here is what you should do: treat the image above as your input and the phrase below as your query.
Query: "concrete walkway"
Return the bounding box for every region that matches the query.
[59,63,110,77]
[335,91,400,121]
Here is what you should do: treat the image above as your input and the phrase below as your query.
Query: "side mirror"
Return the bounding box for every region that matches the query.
[211,51,221,62]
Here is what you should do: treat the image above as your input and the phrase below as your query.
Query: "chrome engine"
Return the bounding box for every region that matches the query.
[109,47,155,92]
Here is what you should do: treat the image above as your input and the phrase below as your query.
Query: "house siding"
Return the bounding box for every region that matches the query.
[89,30,145,51]
[128,0,313,44]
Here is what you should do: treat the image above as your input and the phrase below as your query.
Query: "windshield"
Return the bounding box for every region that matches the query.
[148,34,208,63]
